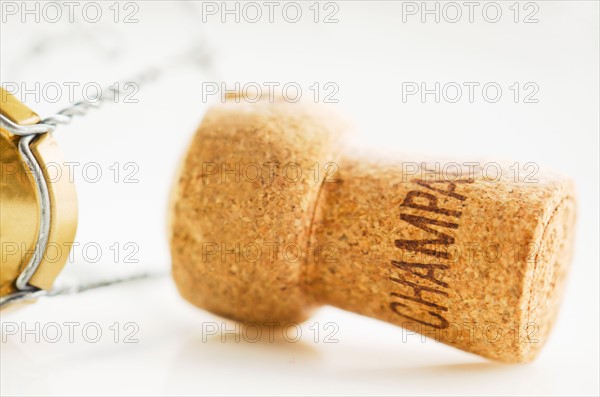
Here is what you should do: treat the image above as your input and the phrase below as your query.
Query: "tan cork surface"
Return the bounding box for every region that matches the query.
[170,99,576,363]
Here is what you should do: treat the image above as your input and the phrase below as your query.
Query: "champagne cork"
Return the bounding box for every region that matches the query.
[170,99,576,363]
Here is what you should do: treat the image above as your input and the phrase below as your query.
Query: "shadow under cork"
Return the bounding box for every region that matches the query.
[176,326,321,361]
[165,331,546,395]
[163,326,323,394]
[167,323,321,369]
[330,349,545,395]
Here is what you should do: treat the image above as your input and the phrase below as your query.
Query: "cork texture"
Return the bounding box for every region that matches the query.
[171,99,344,323]
[307,155,575,362]
[170,100,576,363]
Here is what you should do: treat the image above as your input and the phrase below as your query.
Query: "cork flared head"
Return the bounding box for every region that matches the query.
[170,99,344,323]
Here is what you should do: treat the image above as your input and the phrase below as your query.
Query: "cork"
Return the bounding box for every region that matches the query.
[170,99,576,363]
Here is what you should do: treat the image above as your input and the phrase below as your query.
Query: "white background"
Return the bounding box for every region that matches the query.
[1,1,598,396]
